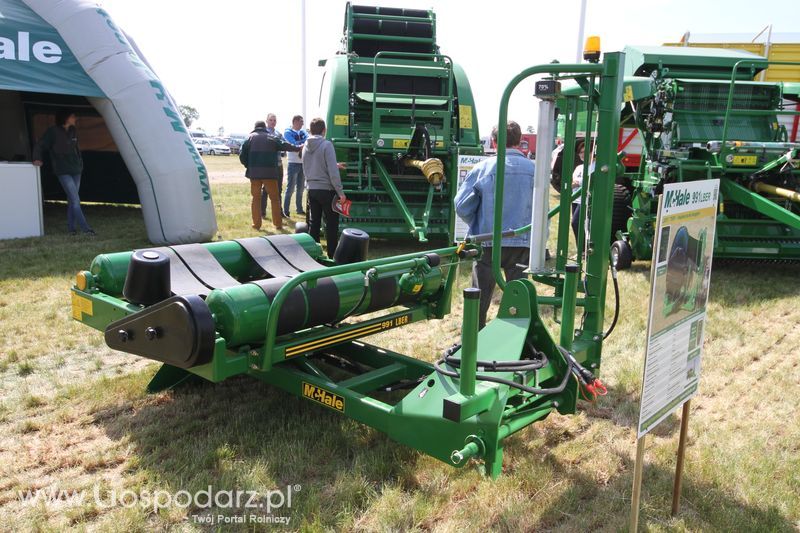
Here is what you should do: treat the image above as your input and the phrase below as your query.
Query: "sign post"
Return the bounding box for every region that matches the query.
[630,179,720,530]
[672,400,691,515]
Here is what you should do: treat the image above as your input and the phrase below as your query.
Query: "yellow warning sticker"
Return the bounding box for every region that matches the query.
[732,155,757,166]
[71,292,93,320]
[334,114,349,126]
[459,105,473,129]
[624,85,634,102]
[392,139,410,149]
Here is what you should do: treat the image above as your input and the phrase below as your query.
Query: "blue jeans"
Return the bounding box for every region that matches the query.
[57,174,91,232]
[284,163,305,214]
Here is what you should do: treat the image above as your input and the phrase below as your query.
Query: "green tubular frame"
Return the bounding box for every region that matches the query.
[720,60,800,149]
[494,55,624,366]
[258,245,461,371]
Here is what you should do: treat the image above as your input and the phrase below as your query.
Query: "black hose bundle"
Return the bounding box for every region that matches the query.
[433,342,575,396]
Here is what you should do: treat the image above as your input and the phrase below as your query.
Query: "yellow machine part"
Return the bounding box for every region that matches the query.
[754,182,800,203]
[404,157,445,186]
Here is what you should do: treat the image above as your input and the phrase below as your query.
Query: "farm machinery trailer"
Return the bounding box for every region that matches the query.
[608,46,800,267]
[71,51,626,477]
[317,3,482,242]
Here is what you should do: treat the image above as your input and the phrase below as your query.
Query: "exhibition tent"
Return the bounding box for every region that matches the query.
[0,0,216,244]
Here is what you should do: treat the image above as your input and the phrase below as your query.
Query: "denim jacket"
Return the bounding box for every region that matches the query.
[454,149,535,247]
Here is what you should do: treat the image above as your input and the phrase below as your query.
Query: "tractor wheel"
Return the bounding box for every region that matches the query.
[611,183,631,244]
[610,239,633,270]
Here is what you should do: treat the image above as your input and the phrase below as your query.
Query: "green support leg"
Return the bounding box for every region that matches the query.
[373,158,425,241]
[483,445,504,479]
[147,364,206,393]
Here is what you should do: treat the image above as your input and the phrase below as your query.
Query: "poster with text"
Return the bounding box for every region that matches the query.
[637,179,719,438]
[454,154,488,242]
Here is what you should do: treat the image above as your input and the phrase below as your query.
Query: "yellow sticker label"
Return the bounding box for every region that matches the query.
[285,312,413,357]
[412,283,423,294]
[391,139,442,149]
[459,105,473,129]
[71,292,93,320]
[624,85,634,102]
[334,114,349,126]
[302,382,345,412]
[732,155,757,166]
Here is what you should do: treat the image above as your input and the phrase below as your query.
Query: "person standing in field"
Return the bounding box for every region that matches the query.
[261,113,286,219]
[571,139,593,241]
[302,118,347,258]
[283,115,309,217]
[454,120,535,329]
[240,120,300,231]
[32,109,96,236]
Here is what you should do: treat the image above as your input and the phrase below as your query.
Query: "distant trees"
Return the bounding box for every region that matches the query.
[179,105,199,127]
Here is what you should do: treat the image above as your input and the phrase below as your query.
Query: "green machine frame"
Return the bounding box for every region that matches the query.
[318,3,482,242]
[71,53,626,478]
[608,47,800,266]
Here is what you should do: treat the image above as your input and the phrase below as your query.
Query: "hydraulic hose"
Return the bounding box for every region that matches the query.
[328,268,376,327]
[603,264,620,339]
[433,344,573,396]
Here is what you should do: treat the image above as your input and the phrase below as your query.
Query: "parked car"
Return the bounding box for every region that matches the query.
[193,138,209,155]
[205,138,232,156]
[221,137,241,154]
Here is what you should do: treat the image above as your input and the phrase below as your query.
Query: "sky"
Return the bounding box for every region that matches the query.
[99,0,797,137]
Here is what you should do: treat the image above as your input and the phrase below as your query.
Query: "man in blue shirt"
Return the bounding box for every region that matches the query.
[455,121,535,328]
[283,115,309,216]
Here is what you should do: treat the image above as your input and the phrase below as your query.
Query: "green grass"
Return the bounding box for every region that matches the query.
[0,160,799,531]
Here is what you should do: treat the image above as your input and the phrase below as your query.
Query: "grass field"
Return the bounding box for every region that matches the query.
[0,156,798,531]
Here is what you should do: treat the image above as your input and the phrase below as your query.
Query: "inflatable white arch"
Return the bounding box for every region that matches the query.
[23,0,217,244]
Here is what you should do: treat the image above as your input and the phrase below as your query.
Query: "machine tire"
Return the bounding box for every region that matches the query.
[611,239,633,270]
[295,222,309,234]
[611,183,632,243]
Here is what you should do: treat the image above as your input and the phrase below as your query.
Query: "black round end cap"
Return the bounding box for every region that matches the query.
[123,249,171,306]
[424,253,441,267]
[334,228,370,265]
[463,287,481,299]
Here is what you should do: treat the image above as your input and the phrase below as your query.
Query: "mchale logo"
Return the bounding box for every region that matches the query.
[664,188,690,208]
[302,382,345,411]
[0,32,62,63]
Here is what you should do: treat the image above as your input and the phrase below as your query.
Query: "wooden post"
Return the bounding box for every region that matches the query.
[672,400,691,516]
[630,435,646,532]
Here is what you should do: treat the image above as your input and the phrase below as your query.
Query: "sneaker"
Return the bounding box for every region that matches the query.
[296,210,306,215]
[281,210,290,218]
[251,224,261,230]
[84,229,97,237]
